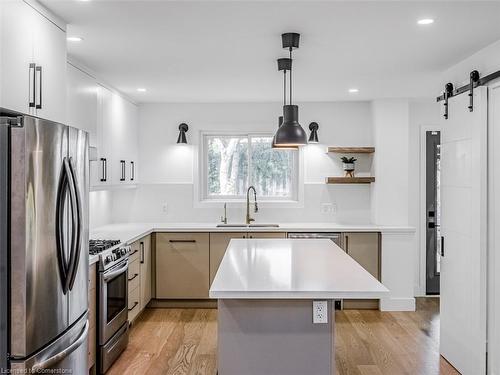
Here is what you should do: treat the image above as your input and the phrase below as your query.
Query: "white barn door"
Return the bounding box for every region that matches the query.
[439,86,487,375]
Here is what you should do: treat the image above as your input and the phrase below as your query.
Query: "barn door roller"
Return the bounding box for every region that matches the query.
[443,83,454,120]
[468,70,480,112]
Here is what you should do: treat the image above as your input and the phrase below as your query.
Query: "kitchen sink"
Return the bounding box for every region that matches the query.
[248,223,280,228]
[216,223,280,228]
[216,224,248,228]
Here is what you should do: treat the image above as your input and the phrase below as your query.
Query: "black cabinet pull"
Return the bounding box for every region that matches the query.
[130,249,139,256]
[120,160,126,181]
[128,273,138,282]
[130,161,135,181]
[35,66,42,109]
[169,239,196,243]
[29,63,36,108]
[128,301,139,312]
[100,158,107,182]
[441,236,445,257]
[140,242,144,264]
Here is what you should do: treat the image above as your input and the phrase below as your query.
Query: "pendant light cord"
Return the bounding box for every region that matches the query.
[283,70,287,106]
[289,47,293,105]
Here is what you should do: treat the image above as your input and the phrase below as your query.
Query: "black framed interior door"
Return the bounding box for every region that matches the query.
[426,131,441,295]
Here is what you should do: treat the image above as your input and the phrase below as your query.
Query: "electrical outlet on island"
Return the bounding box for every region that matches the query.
[313,300,328,324]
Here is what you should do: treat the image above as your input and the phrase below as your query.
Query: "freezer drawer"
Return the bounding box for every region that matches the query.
[10,315,88,373]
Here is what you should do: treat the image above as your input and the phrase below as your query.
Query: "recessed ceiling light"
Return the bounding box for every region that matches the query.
[137,88,147,92]
[348,88,359,93]
[417,18,434,25]
[67,36,83,42]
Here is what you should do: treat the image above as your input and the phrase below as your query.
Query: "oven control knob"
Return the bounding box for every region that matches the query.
[121,248,126,255]
[105,255,111,264]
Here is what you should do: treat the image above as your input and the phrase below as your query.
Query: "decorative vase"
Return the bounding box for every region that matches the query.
[343,162,355,177]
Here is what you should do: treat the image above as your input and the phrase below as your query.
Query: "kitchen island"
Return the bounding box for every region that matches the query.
[209,238,389,375]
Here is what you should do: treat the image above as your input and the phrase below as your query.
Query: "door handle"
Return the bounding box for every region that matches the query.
[35,66,42,109]
[128,273,138,282]
[32,320,89,371]
[29,63,36,108]
[140,242,144,264]
[441,236,445,257]
[169,239,196,243]
[100,158,107,182]
[130,161,134,181]
[120,160,126,181]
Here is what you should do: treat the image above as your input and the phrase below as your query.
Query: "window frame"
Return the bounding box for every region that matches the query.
[198,131,301,203]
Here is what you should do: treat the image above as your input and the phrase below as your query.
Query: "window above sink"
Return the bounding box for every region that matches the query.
[200,133,299,202]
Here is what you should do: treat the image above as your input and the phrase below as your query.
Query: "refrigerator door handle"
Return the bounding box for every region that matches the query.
[66,158,83,291]
[31,320,88,372]
[55,159,70,293]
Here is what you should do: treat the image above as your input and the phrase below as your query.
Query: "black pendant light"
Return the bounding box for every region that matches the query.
[176,123,188,144]
[272,116,298,150]
[273,32,308,147]
[308,122,319,143]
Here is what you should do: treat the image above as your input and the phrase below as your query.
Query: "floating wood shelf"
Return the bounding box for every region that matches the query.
[327,147,375,154]
[326,177,376,184]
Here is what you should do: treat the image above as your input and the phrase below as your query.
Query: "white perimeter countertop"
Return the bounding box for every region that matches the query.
[90,222,414,244]
[88,222,414,266]
[209,238,389,299]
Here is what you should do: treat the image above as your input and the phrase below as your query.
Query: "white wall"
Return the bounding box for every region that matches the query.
[371,99,410,225]
[89,190,113,229]
[110,101,375,224]
[439,39,500,90]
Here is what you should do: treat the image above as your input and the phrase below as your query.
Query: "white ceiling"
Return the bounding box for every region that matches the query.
[42,0,500,103]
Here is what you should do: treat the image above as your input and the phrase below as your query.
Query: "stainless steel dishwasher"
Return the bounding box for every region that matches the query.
[287,232,342,247]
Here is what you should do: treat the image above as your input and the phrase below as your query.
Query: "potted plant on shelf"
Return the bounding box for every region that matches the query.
[341,156,357,177]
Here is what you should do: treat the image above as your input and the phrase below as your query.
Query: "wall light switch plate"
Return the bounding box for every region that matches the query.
[162,203,168,213]
[313,300,328,324]
[320,203,337,215]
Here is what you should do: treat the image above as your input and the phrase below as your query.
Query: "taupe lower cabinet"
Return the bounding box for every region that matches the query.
[127,235,152,323]
[341,232,381,309]
[156,233,210,299]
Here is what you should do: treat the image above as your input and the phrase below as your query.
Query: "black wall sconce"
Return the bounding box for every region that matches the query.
[308,122,319,143]
[177,123,188,144]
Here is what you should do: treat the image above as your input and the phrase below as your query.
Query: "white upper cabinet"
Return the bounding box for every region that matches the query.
[90,85,139,189]
[66,63,98,146]
[0,0,66,124]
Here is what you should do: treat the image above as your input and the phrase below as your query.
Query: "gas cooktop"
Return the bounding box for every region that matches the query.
[89,239,121,255]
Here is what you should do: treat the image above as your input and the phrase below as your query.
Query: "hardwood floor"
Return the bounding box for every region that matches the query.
[107,298,460,375]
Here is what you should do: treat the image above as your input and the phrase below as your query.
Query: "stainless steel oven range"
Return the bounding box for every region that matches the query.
[90,240,131,374]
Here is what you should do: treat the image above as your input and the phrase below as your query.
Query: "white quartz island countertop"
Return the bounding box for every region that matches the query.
[209,238,389,300]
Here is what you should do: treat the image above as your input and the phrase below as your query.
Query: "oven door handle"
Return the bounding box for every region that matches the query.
[104,261,128,282]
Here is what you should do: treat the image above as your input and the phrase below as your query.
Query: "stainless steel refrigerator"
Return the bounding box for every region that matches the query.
[0,114,89,372]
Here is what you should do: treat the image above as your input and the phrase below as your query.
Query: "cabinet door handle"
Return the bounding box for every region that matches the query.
[140,242,144,264]
[169,239,196,243]
[130,249,139,256]
[345,235,349,253]
[128,301,139,312]
[441,236,445,257]
[120,160,126,181]
[130,161,135,181]
[128,273,138,282]
[35,66,42,109]
[29,63,36,108]
[100,158,107,182]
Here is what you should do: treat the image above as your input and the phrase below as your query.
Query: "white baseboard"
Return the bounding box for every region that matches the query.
[380,297,416,312]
